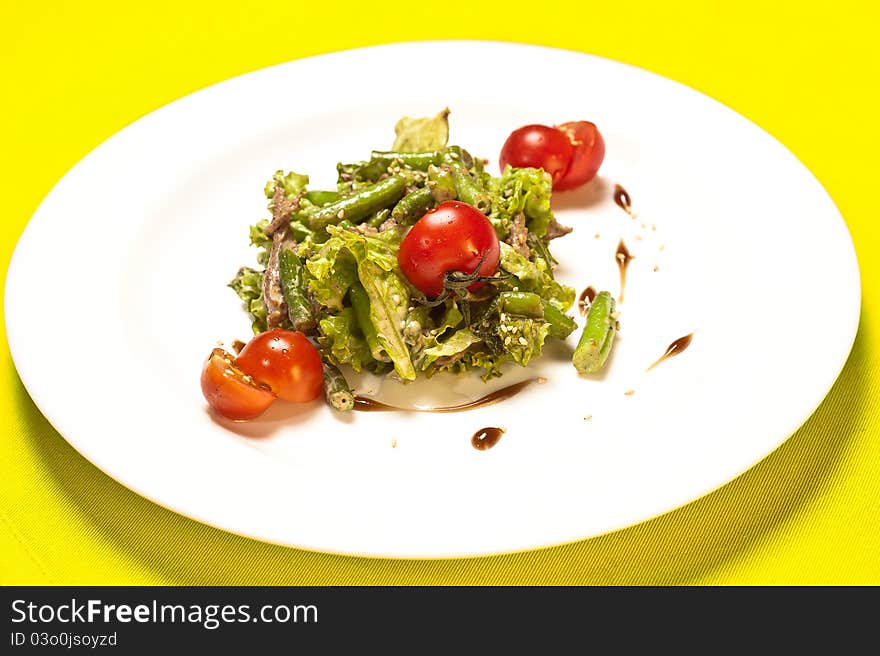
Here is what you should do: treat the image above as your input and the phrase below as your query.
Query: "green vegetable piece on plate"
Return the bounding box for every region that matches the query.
[391,108,450,152]
[278,247,315,333]
[322,361,355,412]
[572,291,616,374]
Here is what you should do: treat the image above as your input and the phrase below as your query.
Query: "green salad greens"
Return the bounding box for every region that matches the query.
[230,110,601,408]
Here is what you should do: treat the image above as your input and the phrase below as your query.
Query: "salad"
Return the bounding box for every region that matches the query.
[201,110,616,420]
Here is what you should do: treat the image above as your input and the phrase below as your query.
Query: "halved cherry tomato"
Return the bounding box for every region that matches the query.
[499,120,605,191]
[554,120,605,190]
[397,200,500,299]
[234,329,323,403]
[498,124,574,185]
[201,347,276,420]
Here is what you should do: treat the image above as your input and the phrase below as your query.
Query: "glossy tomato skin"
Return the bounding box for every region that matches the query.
[499,124,574,185]
[554,121,605,190]
[398,201,500,298]
[234,329,323,403]
[201,348,276,420]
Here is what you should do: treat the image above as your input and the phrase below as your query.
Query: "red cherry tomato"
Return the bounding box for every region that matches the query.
[397,201,500,299]
[201,348,276,420]
[498,124,574,185]
[234,329,323,403]
[554,120,605,190]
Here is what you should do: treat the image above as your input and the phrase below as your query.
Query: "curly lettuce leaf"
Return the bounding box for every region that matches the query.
[323,225,415,381]
[468,350,506,380]
[305,239,358,311]
[327,224,403,271]
[392,108,450,152]
[318,307,375,373]
[229,267,267,334]
[498,243,575,311]
[420,328,480,371]
[264,169,309,199]
[488,165,555,238]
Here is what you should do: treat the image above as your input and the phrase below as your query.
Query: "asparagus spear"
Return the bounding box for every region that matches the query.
[572,291,616,374]
[348,282,390,362]
[300,175,407,231]
[449,167,491,214]
[370,150,444,170]
[322,361,354,412]
[496,291,577,340]
[391,187,434,224]
[365,208,391,228]
[278,247,315,334]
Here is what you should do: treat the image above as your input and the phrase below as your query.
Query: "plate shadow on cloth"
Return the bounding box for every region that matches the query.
[12,314,868,584]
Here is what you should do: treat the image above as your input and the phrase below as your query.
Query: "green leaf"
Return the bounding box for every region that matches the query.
[318,307,375,373]
[488,165,554,238]
[228,267,267,334]
[498,242,575,311]
[421,328,480,370]
[392,108,450,152]
[305,238,358,311]
[321,225,415,380]
[265,169,309,199]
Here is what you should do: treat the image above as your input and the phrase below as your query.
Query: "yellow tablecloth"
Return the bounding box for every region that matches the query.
[2,0,878,585]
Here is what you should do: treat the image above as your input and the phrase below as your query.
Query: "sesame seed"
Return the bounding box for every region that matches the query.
[624,389,635,396]
[518,337,528,346]
[337,209,345,219]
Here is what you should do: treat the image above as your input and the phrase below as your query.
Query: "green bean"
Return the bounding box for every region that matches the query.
[451,168,492,214]
[305,190,341,206]
[427,164,457,202]
[288,220,315,243]
[370,150,443,171]
[541,301,577,340]
[572,291,616,374]
[322,361,354,412]
[366,208,391,228]
[353,158,389,182]
[348,282,389,362]
[497,292,544,318]
[441,145,475,170]
[301,176,407,232]
[496,292,576,339]
[278,247,315,334]
[391,187,434,225]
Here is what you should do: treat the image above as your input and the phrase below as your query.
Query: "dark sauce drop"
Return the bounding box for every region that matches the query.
[472,427,505,451]
[578,286,597,316]
[616,239,633,303]
[613,184,633,215]
[352,397,398,412]
[647,333,694,371]
[353,378,541,413]
[231,339,246,354]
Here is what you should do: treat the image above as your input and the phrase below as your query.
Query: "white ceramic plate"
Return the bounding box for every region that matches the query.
[5,42,860,558]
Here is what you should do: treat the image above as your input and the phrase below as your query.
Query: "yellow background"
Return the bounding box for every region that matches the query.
[2,0,878,585]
